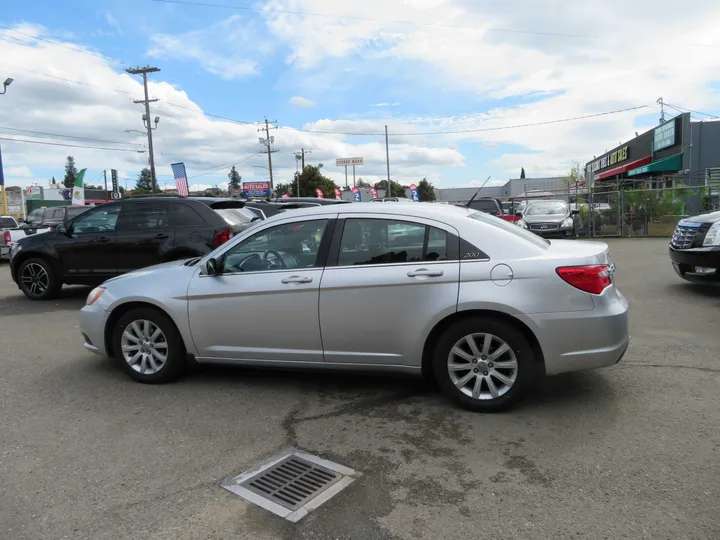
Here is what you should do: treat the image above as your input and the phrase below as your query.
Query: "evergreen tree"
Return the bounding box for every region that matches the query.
[520,167,526,179]
[134,168,153,193]
[356,178,371,188]
[416,178,436,202]
[51,176,56,185]
[228,166,242,191]
[63,156,78,189]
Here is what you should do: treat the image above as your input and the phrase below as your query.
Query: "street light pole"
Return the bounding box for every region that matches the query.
[126,66,160,194]
[0,78,13,95]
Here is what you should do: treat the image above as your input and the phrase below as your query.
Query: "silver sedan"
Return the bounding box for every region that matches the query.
[79,203,629,412]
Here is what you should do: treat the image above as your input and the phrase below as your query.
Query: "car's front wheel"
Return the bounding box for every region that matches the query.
[112,307,186,383]
[18,257,60,300]
[433,317,535,412]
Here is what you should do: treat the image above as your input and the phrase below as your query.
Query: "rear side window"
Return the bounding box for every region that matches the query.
[0,217,17,228]
[467,211,549,249]
[169,203,206,226]
[66,207,89,220]
[338,219,448,266]
[116,203,170,231]
[42,208,55,220]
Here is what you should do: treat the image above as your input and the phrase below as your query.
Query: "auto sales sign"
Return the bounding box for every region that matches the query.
[242,181,271,197]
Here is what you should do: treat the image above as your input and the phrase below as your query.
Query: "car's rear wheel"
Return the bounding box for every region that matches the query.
[112,307,186,383]
[433,317,534,412]
[18,257,60,300]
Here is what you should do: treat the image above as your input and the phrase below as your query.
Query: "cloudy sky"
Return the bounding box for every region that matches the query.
[1,0,720,192]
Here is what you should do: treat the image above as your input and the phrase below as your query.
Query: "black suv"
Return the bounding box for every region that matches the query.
[10,196,239,300]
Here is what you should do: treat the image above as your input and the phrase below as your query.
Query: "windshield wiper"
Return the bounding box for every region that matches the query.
[184,257,201,266]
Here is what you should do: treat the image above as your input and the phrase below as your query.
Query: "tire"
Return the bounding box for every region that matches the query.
[433,317,535,412]
[17,257,61,300]
[112,307,187,384]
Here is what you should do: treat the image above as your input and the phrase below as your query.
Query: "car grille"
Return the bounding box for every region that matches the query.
[671,225,700,249]
[529,223,559,231]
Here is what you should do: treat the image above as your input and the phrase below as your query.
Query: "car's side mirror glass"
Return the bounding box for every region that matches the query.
[203,257,223,276]
[515,211,523,217]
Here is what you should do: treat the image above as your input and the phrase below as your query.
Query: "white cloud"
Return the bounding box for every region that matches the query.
[7,166,32,177]
[0,24,462,189]
[147,15,272,80]
[289,96,315,107]
[103,12,123,36]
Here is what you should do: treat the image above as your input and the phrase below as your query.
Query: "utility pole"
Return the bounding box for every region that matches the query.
[103,169,108,202]
[657,97,665,124]
[258,118,278,192]
[385,125,391,198]
[293,148,311,197]
[126,66,160,194]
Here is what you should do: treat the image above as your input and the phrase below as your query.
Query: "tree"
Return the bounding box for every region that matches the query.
[565,161,584,189]
[520,167,526,179]
[134,168,153,194]
[356,178,371,188]
[374,179,406,198]
[228,166,242,191]
[63,156,78,189]
[295,165,338,198]
[273,183,292,198]
[84,184,102,189]
[416,178,436,202]
[51,176,56,185]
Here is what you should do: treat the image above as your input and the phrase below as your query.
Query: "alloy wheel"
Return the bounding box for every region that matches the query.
[121,320,169,375]
[21,263,49,297]
[447,333,518,400]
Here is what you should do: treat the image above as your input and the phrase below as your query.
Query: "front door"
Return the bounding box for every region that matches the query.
[319,216,460,366]
[114,202,174,273]
[187,217,334,363]
[56,204,121,279]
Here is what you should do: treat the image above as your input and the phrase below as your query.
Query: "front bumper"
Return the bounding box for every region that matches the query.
[668,246,720,284]
[525,288,630,376]
[79,303,111,357]
[528,225,575,239]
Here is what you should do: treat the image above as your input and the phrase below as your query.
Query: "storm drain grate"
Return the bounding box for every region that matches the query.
[244,455,340,510]
[222,449,360,522]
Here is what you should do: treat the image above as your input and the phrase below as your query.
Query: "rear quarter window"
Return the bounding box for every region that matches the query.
[467,210,549,250]
[169,203,207,226]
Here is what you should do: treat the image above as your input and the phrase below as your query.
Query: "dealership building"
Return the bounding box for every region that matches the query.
[585,112,720,199]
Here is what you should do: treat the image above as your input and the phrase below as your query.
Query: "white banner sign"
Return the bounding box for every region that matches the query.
[336,157,364,166]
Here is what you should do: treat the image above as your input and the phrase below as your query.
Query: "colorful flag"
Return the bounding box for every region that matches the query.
[171,162,190,196]
[72,169,87,205]
[351,186,361,202]
[333,187,342,200]
[410,183,419,202]
[315,188,324,199]
[281,193,290,198]
[369,187,378,199]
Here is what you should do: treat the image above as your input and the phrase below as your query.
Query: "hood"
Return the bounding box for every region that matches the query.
[522,213,569,224]
[682,210,720,224]
[102,258,197,285]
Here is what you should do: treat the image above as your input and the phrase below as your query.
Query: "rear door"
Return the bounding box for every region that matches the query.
[114,202,174,272]
[319,214,460,366]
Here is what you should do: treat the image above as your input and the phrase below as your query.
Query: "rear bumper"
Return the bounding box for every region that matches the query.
[0,245,10,260]
[669,246,720,284]
[525,289,630,376]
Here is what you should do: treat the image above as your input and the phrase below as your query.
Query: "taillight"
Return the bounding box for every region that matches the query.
[213,228,233,247]
[556,265,611,295]
[3,231,10,244]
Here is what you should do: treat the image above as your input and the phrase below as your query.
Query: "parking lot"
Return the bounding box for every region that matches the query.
[1,237,718,540]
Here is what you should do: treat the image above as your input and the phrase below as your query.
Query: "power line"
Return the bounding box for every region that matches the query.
[664,103,719,120]
[0,136,146,152]
[188,152,262,178]
[0,24,114,61]
[0,126,144,146]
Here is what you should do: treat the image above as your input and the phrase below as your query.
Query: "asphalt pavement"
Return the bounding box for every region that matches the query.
[1,238,718,540]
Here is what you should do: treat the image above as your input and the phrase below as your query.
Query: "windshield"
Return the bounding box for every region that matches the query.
[467,211,549,249]
[216,208,259,226]
[0,217,18,228]
[525,201,569,216]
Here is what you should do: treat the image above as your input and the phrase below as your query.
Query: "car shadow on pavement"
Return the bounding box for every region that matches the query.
[1,285,90,315]
[667,282,720,299]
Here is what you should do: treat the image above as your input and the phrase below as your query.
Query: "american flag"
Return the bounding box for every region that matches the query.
[171,162,189,196]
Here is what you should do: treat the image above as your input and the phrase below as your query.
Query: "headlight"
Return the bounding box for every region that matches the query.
[86,287,106,306]
[703,222,720,246]
[517,220,528,229]
[562,217,574,228]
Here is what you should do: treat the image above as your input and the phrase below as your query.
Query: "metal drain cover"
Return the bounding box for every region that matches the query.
[222,449,361,522]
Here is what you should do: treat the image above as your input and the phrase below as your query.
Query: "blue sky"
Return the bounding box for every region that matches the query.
[1,0,720,191]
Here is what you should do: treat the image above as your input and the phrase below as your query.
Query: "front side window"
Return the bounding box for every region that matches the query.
[72,205,121,234]
[116,203,169,231]
[338,218,448,266]
[222,219,328,273]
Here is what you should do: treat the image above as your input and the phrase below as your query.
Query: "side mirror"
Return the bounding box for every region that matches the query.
[570,210,579,216]
[203,257,222,276]
[515,211,523,217]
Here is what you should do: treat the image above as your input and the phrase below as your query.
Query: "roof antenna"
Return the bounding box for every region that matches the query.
[466,176,492,207]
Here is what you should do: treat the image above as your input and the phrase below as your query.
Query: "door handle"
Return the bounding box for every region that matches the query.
[155,233,169,239]
[407,268,444,278]
[281,275,313,284]
[92,236,111,244]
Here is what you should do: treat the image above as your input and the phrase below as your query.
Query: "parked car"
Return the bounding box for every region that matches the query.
[275,197,351,206]
[461,197,519,223]
[669,210,720,285]
[1,215,55,261]
[10,196,238,300]
[517,200,579,238]
[79,202,629,412]
[34,205,92,230]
